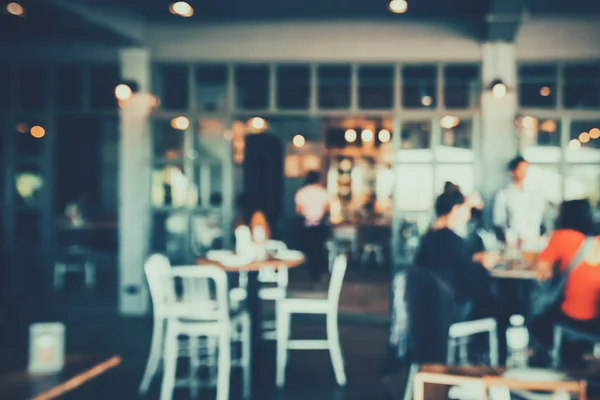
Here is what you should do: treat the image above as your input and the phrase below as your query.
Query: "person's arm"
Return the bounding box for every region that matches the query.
[536,231,563,281]
[492,190,507,242]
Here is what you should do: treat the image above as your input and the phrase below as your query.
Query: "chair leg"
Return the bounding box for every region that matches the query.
[447,338,456,365]
[489,328,499,367]
[360,248,370,266]
[159,328,178,400]
[188,336,200,398]
[551,326,563,368]
[216,332,231,400]
[326,313,346,386]
[139,317,165,395]
[458,337,469,365]
[374,247,384,267]
[241,313,251,399]
[403,363,420,400]
[276,309,291,388]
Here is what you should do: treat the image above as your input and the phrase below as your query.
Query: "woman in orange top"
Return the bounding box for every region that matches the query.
[536,199,600,332]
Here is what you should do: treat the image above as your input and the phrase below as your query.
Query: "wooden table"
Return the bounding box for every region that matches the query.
[197,255,304,396]
[490,262,537,280]
[414,364,590,400]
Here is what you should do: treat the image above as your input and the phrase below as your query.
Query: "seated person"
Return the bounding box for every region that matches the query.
[415,185,500,321]
[536,199,600,333]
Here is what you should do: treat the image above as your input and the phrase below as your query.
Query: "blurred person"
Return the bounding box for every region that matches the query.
[536,200,600,333]
[493,156,545,246]
[295,170,330,283]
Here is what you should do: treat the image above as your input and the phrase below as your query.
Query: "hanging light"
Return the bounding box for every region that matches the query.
[170,116,190,130]
[589,128,600,139]
[5,2,24,16]
[114,84,132,101]
[249,117,267,131]
[539,86,551,97]
[169,1,194,17]
[344,129,357,143]
[30,126,46,139]
[388,0,408,14]
[568,139,581,151]
[440,116,460,129]
[292,134,306,148]
[579,132,590,144]
[378,129,391,143]
[361,129,374,142]
[490,79,508,98]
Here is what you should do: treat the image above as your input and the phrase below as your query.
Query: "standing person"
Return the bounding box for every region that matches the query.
[493,156,546,246]
[295,170,330,284]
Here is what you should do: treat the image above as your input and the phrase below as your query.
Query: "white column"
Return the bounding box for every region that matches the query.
[480,42,518,205]
[118,48,152,315]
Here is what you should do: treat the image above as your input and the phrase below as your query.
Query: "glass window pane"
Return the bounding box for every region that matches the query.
[519,117,561,163]
[17,67,47,110]
[566,120,600,164]
[525,165,562,205]
[235,65,269,110]
[518,65,557,108]
[159,65,189,110]
[56,66,84,109]
[195,162,223,207]
[358,65,394,109]
[564,64,600,109]
[0,66,11,110]
[399,121,432,162]
[14,120,45,158]
[394,164,433,211]
[195,64,228,112]
[435,165,475,196]
[436,118,473,162]
[402,65,437,109]
[15,164,44,208]
[318,65,351,109]
[277,65,310,110]
[153,121,186,160]
[151,164,194,208]
[564,166,600,209]
[89,65,119,109]
[444,65,479,109]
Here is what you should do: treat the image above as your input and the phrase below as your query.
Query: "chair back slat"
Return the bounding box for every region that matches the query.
[144,254,172,315]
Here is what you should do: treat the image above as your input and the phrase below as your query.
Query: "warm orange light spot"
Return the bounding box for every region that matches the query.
[114,84,132,101]
[292,134,305,148]
[589,128,600,139]
[6,2,24,16]
[30,126,45,138]
[16,122,29,134]
[170,116,189,130]
[378,129,391,143]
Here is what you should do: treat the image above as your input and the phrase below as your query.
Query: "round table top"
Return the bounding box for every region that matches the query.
[196,256,305,272]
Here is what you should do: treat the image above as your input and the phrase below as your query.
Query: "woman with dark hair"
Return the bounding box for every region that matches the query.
[536,199,600,332]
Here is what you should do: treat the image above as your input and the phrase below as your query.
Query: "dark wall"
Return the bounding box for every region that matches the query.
[243,133,283,232]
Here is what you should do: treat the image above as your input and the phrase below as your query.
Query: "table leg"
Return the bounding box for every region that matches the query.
[246,271,261,396]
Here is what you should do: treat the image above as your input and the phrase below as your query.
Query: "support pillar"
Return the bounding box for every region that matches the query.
[118,48,152,315]
[480,42,519,218]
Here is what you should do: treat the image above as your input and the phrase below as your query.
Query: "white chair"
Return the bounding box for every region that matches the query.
[160,265,250,400]
[53,246,96,290]
[276,254,348,388]
[551,323,600,368]
[139,255,250,400]
[447,318,499,367]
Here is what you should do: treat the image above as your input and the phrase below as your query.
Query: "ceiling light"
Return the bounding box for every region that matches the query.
[114,84,132,101]
[292,134,306,148]
[6,2,24,17]
[388,0,408,14]
[539,86,551,97]
[249,117,266,130]
[30,126,45,139]
[169,1,194,17]
[589,128,600,139]
[171,116,190,130]
[378,129,391,143]
[490,79,508,98]
[344,129,357,143]
[361,129,374,142]
[421,95,433,107]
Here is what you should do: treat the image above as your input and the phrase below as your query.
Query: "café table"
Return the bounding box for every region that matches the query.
[413,364,591,400]
[196,255,305,394]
